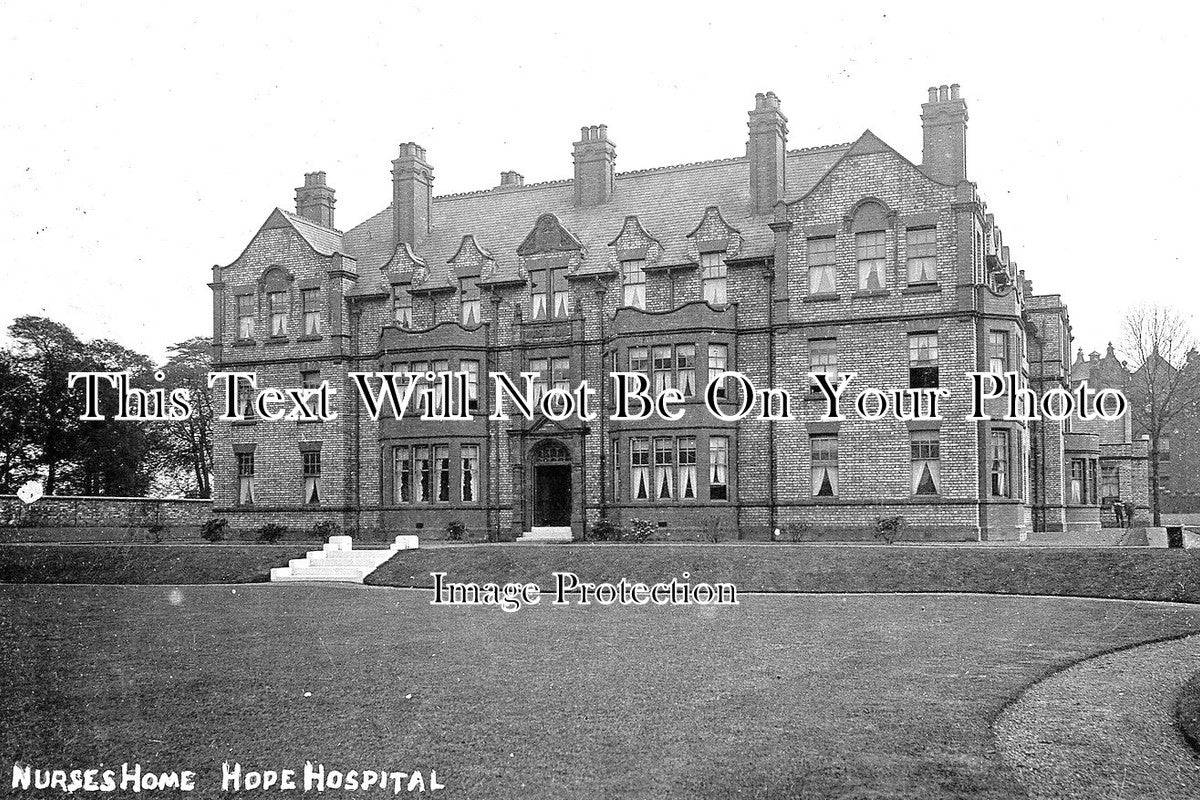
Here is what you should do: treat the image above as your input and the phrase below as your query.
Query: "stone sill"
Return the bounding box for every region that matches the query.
[802,294,841,304]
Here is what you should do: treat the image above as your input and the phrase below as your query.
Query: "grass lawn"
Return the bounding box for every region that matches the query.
[368,544,1200,603]
[0,544,312,584]
[4,585,1200,799]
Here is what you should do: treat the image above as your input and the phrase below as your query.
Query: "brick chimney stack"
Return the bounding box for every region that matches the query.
[921,83,968,183]
[295,171,336,228]
[392,143,434,247]
[573,125,616,206]
[498,170,524,189]
[747,91,788,214]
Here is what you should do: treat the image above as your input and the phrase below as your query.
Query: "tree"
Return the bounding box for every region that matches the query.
[0,349,38,492]
[6,317,89,495]
[1120,304,1200,526]
[156,337,214,497]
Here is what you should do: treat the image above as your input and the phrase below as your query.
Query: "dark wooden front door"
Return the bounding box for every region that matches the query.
[534,464,571,526]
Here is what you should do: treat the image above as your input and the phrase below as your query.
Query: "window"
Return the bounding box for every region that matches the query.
[807,237,837,295]
[611,441,620,502]
[653,437,674,500]
[531,266,570,320]
[1160,437,1172,462]
[529,358,549,405]
[1101,463,1120,499]
[409,360,429,416]
[461,360,480,413]
[551,358,570,392]
[622,259,646,309]
[268,291,288,337]
[236,294,255,339]
[415,445,432,502]
[911,431,940,495]
[392,287,413,329]
[856,230,886,291]
[1070,459,1085,504]
[809,339,837,394]
[301,287,322,335]
[236,452,255,505]
[810,435,839,497]
[393,446,411,503]
[988,331,1009,374]
[652,346,674,394]
[709,436,729,500]
[431,360,449,416]
[461,445,479,502]
[678,437,697,499]
[435,445,451,502]
[708,344,728,400]
[909,333,939,389]
[629,346,648,374]
[460,277,481,326]
[700,251,727,305]
[676,345,696,398]
[236,375,255,420]
[631,438,651,500]
[906,228,937,285]
[302,451,321,504]
[300,370,321,416]
[990,430,1011,497]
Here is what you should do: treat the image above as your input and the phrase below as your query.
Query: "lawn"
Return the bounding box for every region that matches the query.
[368,543,1200,603]
[3,584,1200,799]
[0,544,312,584]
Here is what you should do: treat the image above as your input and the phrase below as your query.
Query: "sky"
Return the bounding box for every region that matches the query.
[1,1,1196,363]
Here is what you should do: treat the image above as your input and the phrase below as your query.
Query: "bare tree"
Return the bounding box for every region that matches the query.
[1120,304,1200,526]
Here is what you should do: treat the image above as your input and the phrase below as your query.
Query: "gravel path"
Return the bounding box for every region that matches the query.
[995,634,1200,799]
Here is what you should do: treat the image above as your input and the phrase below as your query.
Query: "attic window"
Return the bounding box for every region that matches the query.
[530,265,569,320]
[393,286,413,329]
[622,259,646,309]
[460,277,481,326]
[700,251,727,305]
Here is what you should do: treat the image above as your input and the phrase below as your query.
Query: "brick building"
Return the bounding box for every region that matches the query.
[210,84,1126,541]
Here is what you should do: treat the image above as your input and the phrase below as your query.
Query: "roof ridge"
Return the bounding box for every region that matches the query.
[280,207,343,235]
[786,141,854,155]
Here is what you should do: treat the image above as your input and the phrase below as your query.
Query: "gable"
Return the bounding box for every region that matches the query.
[516,213,585,257]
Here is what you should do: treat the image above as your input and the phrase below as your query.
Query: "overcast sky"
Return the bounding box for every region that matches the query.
[1,1,1195,363]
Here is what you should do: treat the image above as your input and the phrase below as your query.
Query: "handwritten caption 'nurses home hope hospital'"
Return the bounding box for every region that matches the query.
[64,369,1127,425]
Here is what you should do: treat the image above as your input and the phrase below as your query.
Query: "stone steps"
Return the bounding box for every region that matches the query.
[270,534,418,583]
[516,526,572,543]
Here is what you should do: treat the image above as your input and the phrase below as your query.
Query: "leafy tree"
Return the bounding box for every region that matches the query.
[156,337,214,497]
[0,349,38,492]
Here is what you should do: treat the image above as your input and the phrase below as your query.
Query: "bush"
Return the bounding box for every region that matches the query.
[785,521,812,542]
[874,516,905,544]
[255,523,288,543]
[446,519,466,541]
[200,518,228,543]
[311,521,340,539]
[705,517,722,543]
[146,523,166,543]
[587,518,621,542]
[624,518,656,543]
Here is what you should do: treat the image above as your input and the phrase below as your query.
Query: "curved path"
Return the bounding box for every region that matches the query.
[996,634,1200,799]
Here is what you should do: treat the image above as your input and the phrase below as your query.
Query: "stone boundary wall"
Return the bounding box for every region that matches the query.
[0,495,213,542]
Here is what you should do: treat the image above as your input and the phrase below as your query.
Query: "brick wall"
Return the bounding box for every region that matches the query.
[0,496,212,541]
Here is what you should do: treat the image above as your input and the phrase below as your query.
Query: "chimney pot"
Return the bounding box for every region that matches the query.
[499,170,524,188]
[392,143,434,246]
[921,83,968,182]
[950,83,961,100]
[747,91,788,214]
[573,123,616,206]
[295,171,336,228]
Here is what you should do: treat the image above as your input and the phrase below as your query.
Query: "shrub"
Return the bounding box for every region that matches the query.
[624,518,656,543]
[874,515,905,544]
[255,522,288,543]
[146,523,166,543]
[587,518,620,542]
[446,519,466,541]
[705,517,722,543]
[200,517,228,543]
[311,520,340,539]
[786,521,812,542]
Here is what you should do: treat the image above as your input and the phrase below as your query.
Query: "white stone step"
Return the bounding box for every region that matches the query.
[270,536,411,583]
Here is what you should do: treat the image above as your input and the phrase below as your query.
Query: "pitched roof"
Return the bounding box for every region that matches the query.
[276,209,344,256]
[342,144,849,295]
